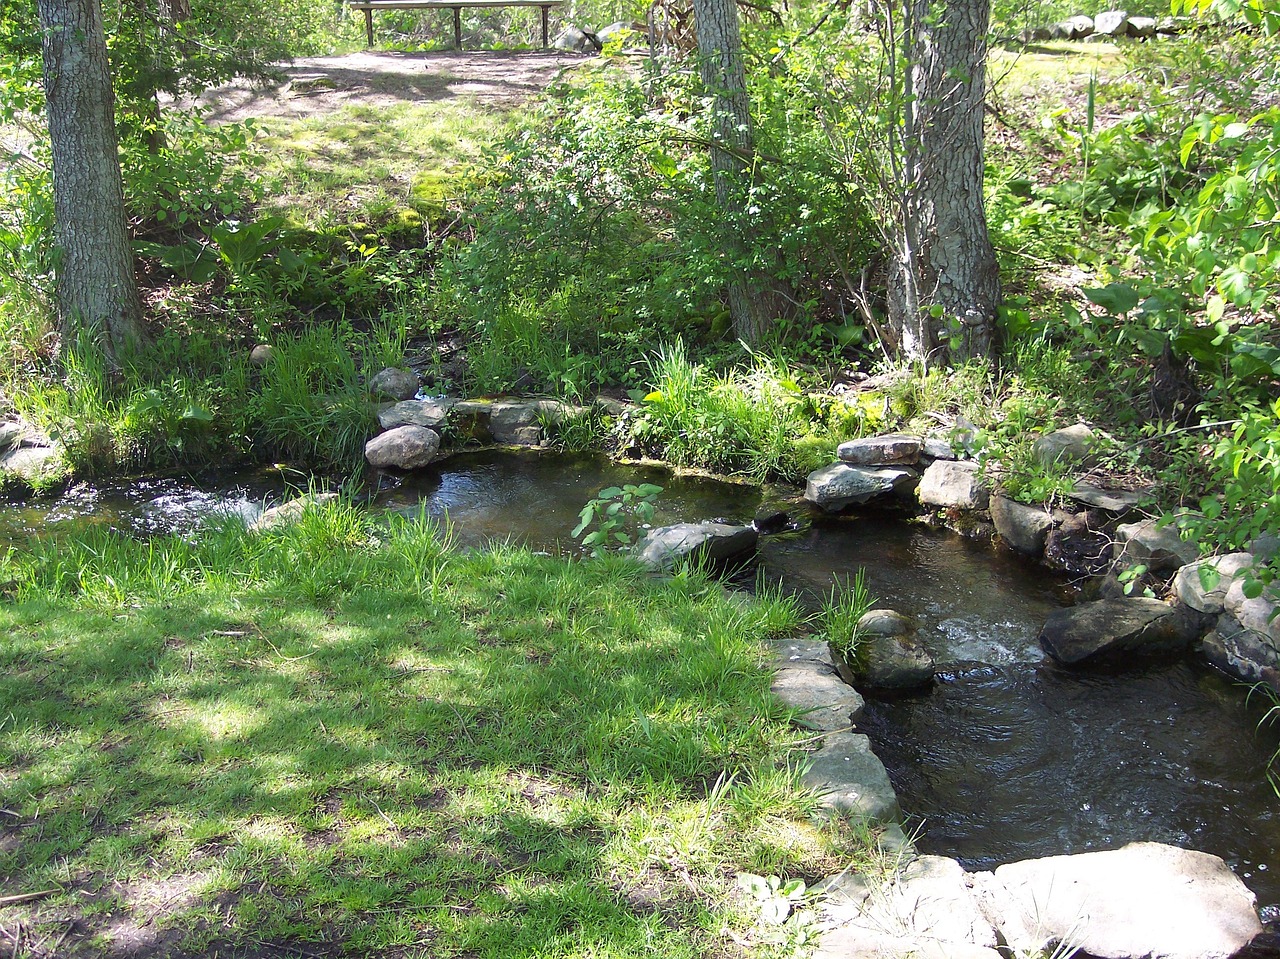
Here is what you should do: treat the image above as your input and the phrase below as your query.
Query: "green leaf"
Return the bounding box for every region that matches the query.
[1084,283,1141,315]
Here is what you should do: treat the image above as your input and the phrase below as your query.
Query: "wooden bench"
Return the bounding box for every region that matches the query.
[347,0,564,50]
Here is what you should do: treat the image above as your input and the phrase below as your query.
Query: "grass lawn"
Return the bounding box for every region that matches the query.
[0,502,872,958]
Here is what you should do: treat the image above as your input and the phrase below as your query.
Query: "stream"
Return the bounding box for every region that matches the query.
[4,449,1278,912]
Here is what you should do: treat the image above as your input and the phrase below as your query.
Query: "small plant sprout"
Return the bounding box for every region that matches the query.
[572,483,663,556]
[736,872,808,925]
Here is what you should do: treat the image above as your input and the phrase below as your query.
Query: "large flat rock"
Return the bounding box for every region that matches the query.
[837,434,923,467]
[918,460,989,510]
[800,731,899,823]
[805,463,916,512]
[973,842,1261,959]
[636,522,757,570]
[1039,598,1201,665]
[771,658,864,730]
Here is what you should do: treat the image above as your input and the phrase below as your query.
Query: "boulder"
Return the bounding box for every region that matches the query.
[918,459,989,510]
[859,636,934,690]
[1128,15,1157,36]
[991,495,1053,556]
[1201,613,1280,683]
[249,492,340,532]
[636,521,758,570]
[1039,597,1202,665]
[485,398,578,445]
[368,367,419,401]
[837,434,923,467]
[1224,576,1280,650]
[1094,9,1131,35]
[1114,517,1199,573]
[805,463,916,512]
[249,344,274,367]
[0,421,23,452]
[1251,533,1280,562]
[364,425,441,469]
[377,398,454,431]
[595,20,638,45]
[771,656,865,730]
[552,25,590,51]
[753,506,790,534]
[1044,510,1112,576]
[1063,13,1096,36]
[801,731,899,823]
[1174,553,1254,614]
[815,856,1000,959]
[1033,423,1096,467]
[1067,483,1150,513]
[972,842,1261,959]
[922,436,958,461]
[0,446,63,489]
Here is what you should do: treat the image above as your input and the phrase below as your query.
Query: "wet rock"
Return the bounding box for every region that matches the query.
[753,506,789,534]
[801,731,899,823]
[771,655,865,730]
[1044,510,1112,576]
[972,842,1261,959]
[1174,553,1254,614]
[364,425,441,469]
[1114,517,1199,573]
[851,609,934,690]
[1094,9,1131,35]
[249,344,274,367]
[815,856,999,959]
[636,522,757,570]
[368,367,419,401]
[1067,483,1150,513]
[837,434,923,467]
[1039,597,1202,664]
[250,492,339,532]
[1033,423,1096,468]
[805,463,916,512]
[918,459,989,510]
[378,398,454,431]
[1201,614,1280,683]
[991,495,1053,556]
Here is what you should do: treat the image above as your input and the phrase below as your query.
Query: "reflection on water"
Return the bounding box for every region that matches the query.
[3,451,1278,910]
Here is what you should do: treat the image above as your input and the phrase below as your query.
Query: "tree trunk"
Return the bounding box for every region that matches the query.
[690,0,785,346]
[888,0,1000,367]
[38,0,145,360]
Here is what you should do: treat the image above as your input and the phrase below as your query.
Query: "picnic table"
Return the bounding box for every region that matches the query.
[347,0,565,49]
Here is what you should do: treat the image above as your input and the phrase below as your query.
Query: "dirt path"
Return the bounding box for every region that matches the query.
[195,50,591,122]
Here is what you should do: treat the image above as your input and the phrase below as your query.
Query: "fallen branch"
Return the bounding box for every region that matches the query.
[0,889,59,907]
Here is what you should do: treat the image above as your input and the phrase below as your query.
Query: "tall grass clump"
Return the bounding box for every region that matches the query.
[818,570,873,661]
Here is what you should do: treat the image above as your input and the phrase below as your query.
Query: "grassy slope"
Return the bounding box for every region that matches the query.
[0,505,868,958]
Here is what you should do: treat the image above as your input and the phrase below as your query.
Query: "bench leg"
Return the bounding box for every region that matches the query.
[453,6,462,48]
[364,7,374,46]
[541,5,549,47]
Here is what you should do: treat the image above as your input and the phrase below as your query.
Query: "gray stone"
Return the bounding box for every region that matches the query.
[636,522,757,570]
[0,421,22,453]
[753,506,789,534]
[1033,423,1096,467]
[368,367,419,401]
[918,460,989,510]
[249,492,340,532]
[249,344,274,367]
[1067,483,1150,512]
[0,446,63,488]
[773,637,832,665]
[857,609,913,637]
[837,434,923,467]
[1251,533,1280,562]
[771,658,865,730]
[1063,13,1095,36]
[594,20,637,44]
[991,496,1053,556]
[1128,15,1157,35]
[1174,553,1254,614]
[805,463,916,512]
[815,856,999,959]
[801,731,899,823]
[973,842,1261,959]
[922,436,958,461]
[1039,598,1202,665]
[487,398,578,445]
[1224,576,1280,649]
[1114,517,1199,573]
[377,398,454,431]
[364,425,441,469]
[1094,9,1131,35]
[858,633,935,690]
[1202,614,1280,683]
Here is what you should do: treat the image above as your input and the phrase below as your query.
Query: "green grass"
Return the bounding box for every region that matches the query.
[0,502,876,957]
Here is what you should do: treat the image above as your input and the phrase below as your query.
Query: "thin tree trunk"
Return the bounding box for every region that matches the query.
[38,0,146,360]
[888,0,1000,367]
[690,0,786,346]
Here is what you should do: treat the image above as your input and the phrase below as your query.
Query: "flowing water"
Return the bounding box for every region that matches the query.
[4,450,1278,911]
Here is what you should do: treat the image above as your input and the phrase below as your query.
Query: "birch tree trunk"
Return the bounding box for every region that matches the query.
[38,0,145,360]
[888,0,1000,367]
[690,0,785,346]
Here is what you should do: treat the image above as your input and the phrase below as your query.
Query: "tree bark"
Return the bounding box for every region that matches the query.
[690,0,786,346]
[888,0,1000,367]
[38,0,145,360]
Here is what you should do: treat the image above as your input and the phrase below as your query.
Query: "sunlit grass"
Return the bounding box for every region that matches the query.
[0,502,873,956]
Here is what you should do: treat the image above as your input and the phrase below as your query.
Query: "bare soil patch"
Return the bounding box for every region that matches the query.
[195,50,590,122]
